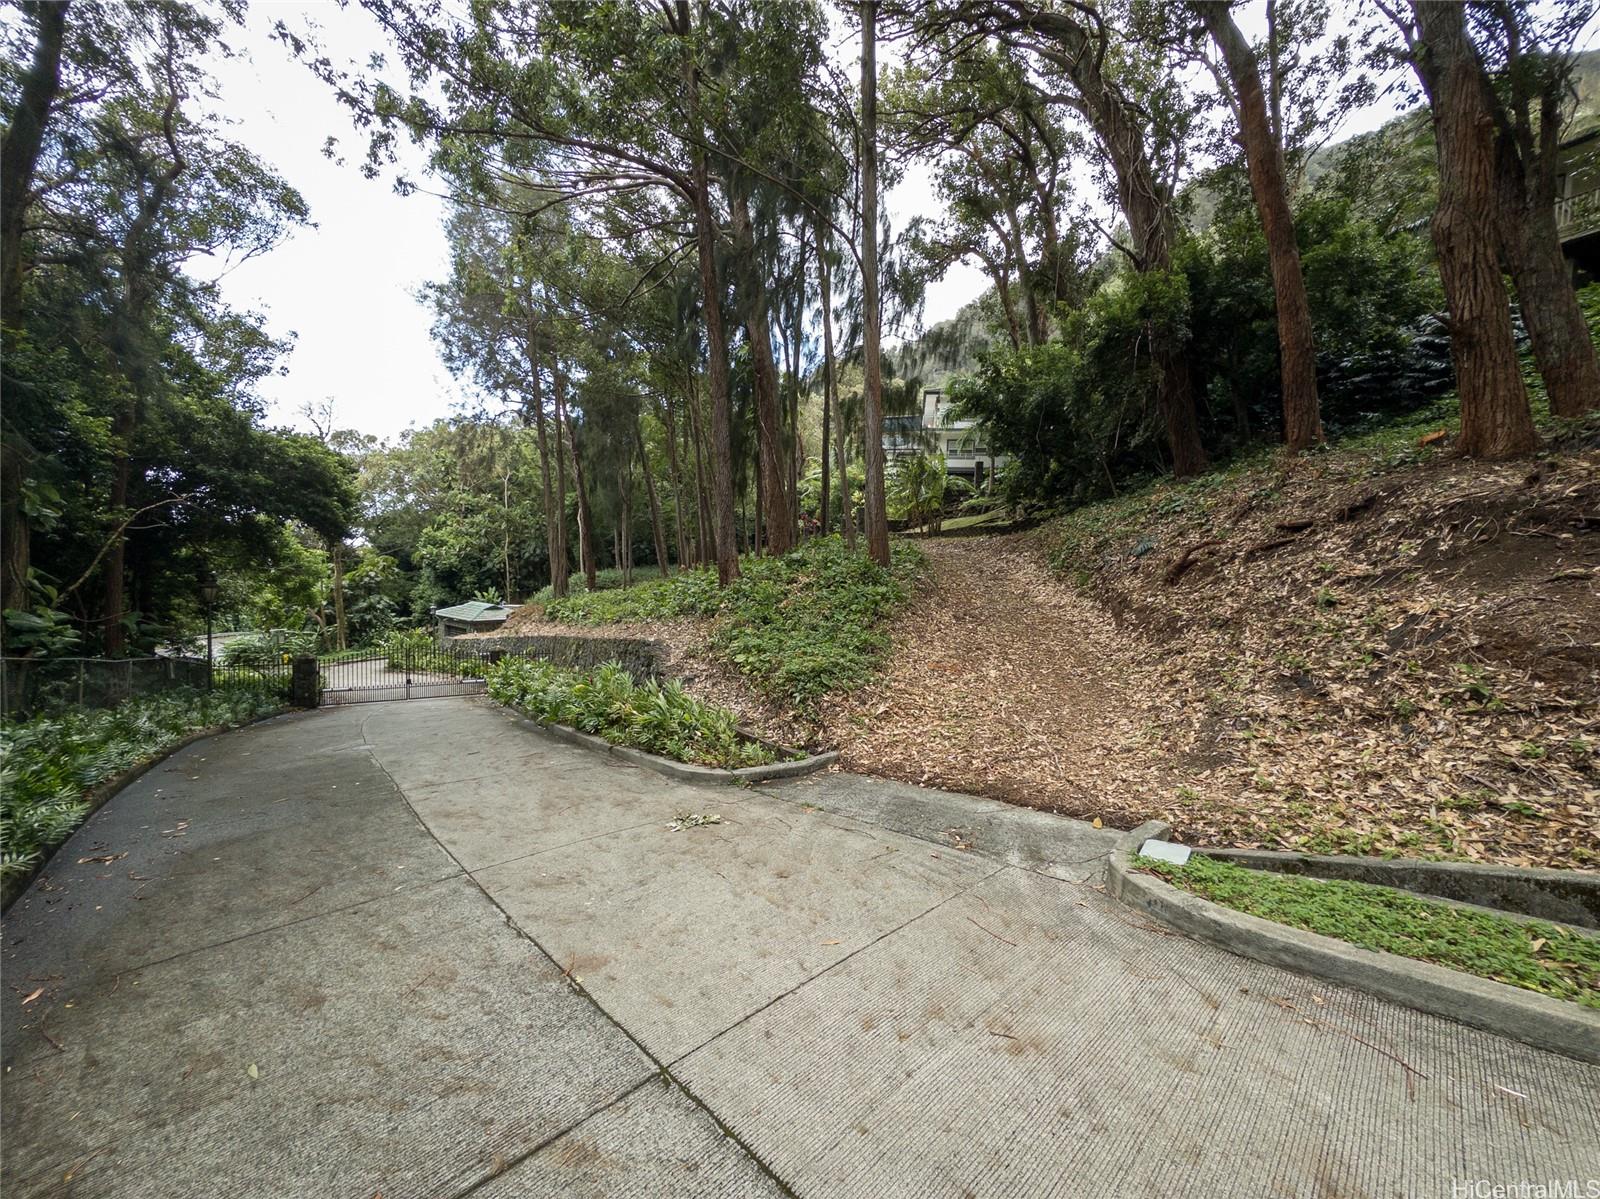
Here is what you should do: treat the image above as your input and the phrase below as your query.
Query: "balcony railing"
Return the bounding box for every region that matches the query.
[1557,188,1600,238]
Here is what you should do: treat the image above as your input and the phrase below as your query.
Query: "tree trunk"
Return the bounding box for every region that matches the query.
[686,374,713,566]
[1410,1,1537,458]
[637,417,671,577]
[1200,2,1322,451]
[660,395,690,570]
[1505,196,1600,418]
[331,541,348,651]
[0,438,30,616]
[101,436,133,656]
[1153,346,1209,478]
[680,2,740,584]
[0,2,68,618]
[551,368,572,597]
[501,472,513,600]
[727,182,793,555]
[989,259,1025,353]
[754,465,764,555]
[0,0,67,334]
[527,325,562,594]
[1002,200,1045,345]
[618,454,633,586]
[860,0,891,568]
[1492,101,1600,418]
[568,409,598,590]
[785,235,805,544]
[816,220,834,538]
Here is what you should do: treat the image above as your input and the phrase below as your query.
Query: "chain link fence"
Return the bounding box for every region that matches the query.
[1,655,293,719]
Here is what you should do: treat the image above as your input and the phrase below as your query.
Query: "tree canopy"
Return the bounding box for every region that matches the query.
[6,0,1596,655]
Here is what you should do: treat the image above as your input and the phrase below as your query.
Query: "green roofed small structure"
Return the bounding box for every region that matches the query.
[433,601,517,638]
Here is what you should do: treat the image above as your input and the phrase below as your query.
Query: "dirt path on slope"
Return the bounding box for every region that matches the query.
[825,534,1185,827]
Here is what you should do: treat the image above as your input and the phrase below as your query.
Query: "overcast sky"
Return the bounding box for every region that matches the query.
[205,1,1413,443]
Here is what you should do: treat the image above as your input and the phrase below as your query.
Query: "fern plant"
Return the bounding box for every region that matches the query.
[1,688,286,898]
[485,658,779,769]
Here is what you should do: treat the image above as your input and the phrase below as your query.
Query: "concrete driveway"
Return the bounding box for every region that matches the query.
[2,698,1595,1198]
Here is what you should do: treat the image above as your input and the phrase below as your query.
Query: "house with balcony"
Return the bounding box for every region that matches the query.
[1558,127,1600,284]
[882,389,1007,490]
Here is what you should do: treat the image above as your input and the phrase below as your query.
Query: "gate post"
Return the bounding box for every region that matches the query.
[290,655,321,709]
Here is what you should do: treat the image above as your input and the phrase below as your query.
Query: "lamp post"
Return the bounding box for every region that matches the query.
[199,572,219,691]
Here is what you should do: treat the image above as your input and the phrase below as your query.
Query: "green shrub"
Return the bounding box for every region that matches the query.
[526,566,634,604]
[380,628,484,677]
[382,627,438,670]
[1,688,286,897]
[536,538,923,715]
[709,539,923,713]
[540,569,723,626]
[485,658,778,769]
[220,629,317,666]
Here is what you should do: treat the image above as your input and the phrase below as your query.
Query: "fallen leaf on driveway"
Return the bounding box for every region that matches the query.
[77,852,126,865]
[821,939,840,945]
[245,1063,259,1080]
[20,987,43,1006]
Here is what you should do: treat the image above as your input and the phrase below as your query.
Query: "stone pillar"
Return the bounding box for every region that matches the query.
[290,655,321,709]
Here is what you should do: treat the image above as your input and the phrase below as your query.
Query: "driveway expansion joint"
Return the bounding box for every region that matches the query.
[368,716,803,1199]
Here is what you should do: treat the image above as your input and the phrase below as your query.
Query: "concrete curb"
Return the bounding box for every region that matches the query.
[0,707,301,913]
[1105,823,1600,1064]
[505,710,839,784]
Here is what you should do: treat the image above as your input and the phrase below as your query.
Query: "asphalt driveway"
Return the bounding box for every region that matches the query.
[2,698,1595,1197]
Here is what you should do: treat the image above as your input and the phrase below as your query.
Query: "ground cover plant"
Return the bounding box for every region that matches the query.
[538,570,723,626]
[0,688,287,901]
[485,657,780,769]
[1138,853,1600,1009]
[535,538,924,714]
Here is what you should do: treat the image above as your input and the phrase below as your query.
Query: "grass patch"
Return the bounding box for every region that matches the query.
[938,508,1012,532]
[485,657,780,769]
[538,537,926,714]
[1138,853,1600,1009]
[1,687,287,899]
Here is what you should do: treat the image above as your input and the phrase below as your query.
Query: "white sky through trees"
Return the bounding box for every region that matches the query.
[204,1,1434,442]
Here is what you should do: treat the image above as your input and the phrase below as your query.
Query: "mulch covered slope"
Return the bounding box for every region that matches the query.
[820,536,1181,826]
[1001,445,1599,870]
[484,443,1597,870]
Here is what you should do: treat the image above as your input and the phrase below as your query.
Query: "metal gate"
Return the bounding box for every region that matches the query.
[320,642,492,705]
